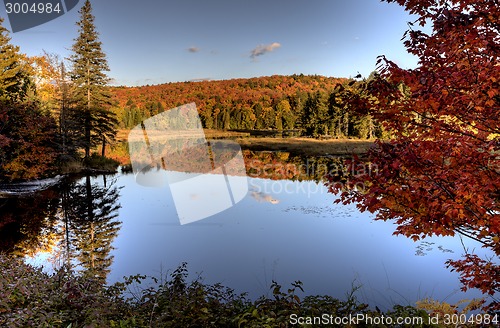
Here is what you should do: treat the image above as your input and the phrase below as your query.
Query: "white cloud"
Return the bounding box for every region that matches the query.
[250,42,281,59]
[189,78,211,82]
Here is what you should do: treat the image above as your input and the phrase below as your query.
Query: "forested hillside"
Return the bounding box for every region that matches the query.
[111,75,344,132]
[110,74,387,139]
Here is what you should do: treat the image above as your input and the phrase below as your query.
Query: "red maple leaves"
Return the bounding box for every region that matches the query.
[327,0,499,309]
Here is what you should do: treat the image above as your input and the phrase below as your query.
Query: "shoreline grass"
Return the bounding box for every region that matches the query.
[113,129,374,166]
[236,137,374,156]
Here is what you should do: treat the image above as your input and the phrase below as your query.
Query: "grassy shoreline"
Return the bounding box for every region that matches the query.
[114,129,374,165]
[235,137,373,157]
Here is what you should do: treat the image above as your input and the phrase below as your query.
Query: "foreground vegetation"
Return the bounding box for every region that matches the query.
[0,255,488,328]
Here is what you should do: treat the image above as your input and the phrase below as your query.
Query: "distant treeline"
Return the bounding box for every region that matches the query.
[110,74,389,139]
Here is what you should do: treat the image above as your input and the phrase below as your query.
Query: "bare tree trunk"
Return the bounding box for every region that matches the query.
[101,137,106,157]
[60,63,68,156]
[343,112,349,137]
[86,62,91,158]
[368,115,374,139]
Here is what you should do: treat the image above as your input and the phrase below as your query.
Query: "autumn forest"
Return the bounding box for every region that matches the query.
[1,20,388,182]
[0,0,499,325]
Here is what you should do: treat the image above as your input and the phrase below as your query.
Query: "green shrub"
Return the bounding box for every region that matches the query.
[0,254,135,327]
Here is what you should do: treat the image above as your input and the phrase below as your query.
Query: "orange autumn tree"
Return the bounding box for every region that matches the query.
[328,0,499,308]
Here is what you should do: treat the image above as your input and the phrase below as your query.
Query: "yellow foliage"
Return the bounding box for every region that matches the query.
[416,298,484,327]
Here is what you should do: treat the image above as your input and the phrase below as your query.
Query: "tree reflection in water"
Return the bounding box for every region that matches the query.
[0,175,122,284]
[0,189,60,257]
[59,175,122,283]
[0,152,352,284]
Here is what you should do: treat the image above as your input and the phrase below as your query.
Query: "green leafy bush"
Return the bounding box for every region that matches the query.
[0,254,134,327]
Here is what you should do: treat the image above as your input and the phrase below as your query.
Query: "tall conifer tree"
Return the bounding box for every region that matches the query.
[0,18,31,101]
[69,0,117,158]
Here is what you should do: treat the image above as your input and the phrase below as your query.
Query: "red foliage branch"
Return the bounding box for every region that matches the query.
[327,0,500,308]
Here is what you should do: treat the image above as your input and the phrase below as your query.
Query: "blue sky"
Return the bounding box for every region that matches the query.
[2,0,419,86]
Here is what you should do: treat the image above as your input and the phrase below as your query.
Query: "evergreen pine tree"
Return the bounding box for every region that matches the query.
[69,0,117,158]
[302,91,329,137]
[0,18,31,101]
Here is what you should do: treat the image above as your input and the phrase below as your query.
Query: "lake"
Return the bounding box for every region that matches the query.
[0,151,493,311]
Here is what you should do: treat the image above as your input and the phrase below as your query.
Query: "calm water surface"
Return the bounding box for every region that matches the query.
[19,167,493,311]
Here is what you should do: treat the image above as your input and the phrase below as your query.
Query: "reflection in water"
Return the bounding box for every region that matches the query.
[1,151,494,310]
[244,150,344,183]
[58,175,122,282]
[250,191,279,204]
[0,189,59,257]
[0,175,122,283]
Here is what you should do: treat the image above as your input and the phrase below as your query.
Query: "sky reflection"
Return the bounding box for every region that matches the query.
[107,172,492,310]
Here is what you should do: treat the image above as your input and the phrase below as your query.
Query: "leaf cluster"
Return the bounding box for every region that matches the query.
[326,0,499,309]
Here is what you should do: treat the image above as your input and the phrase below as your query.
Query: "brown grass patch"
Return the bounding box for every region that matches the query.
[116,129,250,142]
[236,137,373,156]
[113,129,373,163]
